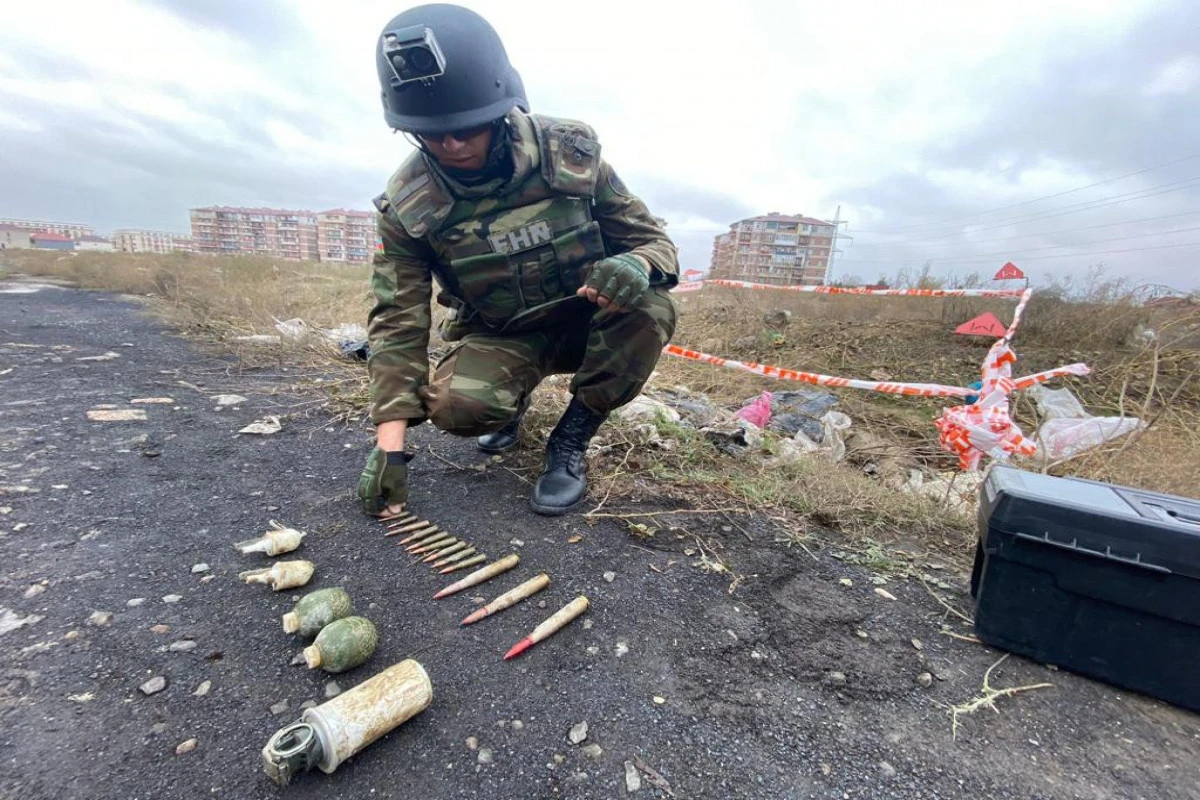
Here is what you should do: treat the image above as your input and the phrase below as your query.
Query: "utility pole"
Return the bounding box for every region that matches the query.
[825,205,851,285]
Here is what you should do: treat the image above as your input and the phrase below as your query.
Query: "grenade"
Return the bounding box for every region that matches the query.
[235,521,306,556]
[239,560,315,591]
[282,588,354,637]
[303,616,378,673]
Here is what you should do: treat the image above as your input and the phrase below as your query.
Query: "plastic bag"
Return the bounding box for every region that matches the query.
[1028,385,1088,420]
[733,391,773,428]
[1033,417,1144,463]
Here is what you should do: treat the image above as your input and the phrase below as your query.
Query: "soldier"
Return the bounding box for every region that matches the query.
[357,3,678,518]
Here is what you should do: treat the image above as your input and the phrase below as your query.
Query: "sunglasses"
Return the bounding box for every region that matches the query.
[416,122,493,143]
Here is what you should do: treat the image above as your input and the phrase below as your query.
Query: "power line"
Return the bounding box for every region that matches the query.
[836,239,1200,266]
[843,209,1200,250]
[848,174,1200,240]
[834,222,1200,263]
[849,152,1200,235]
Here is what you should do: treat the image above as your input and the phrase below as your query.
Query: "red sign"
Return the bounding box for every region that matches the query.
[955,312,1007,338]
[683,269,704,281]
[993,262,1025,280]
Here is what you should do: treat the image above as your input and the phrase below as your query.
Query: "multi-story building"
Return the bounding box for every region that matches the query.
[317,209,375,264]
[0,218,94,240]
[709,213,838,286]
[30,232,75,251]
[190,207,320,261]
[190,206,375,264]
[113,229,193,255]
[0,224,32,250]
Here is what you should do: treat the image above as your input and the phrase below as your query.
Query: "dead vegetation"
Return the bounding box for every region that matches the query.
[4,249,1196,565]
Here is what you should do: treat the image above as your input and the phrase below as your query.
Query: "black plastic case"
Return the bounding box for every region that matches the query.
[971,464,1200,712]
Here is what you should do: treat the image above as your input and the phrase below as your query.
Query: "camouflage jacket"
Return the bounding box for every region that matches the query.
[366,110,679,424]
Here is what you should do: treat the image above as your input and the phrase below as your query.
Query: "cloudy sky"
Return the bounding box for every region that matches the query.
[1,0,1197,290]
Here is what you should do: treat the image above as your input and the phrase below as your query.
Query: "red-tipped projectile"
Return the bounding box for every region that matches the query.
[503,637,534,661]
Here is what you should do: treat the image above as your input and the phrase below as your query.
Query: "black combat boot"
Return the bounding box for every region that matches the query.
[530,396,609,516]
[477,405,528,453]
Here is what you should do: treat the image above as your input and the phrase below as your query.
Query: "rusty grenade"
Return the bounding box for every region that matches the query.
[303,616,378,673]
[282,588,354,637]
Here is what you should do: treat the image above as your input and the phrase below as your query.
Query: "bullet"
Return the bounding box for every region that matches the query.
[423,541,467,563]
[462,574,550,626]
[434,553,519,597]
[436,553,488,576]
[503,595,589,660]
[379,511,416,525]
[409,540,462,567]
[431,546,477,569]
[409,536,458,556]
[398,528,443,549]
[396,526,441,545]
[406,533,453,554]
[384,519,431,537]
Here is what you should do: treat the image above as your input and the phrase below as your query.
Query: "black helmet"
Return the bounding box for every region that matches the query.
[376,4,529,135]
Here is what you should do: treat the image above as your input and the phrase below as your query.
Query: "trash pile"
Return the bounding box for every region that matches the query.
[235,317,370,361]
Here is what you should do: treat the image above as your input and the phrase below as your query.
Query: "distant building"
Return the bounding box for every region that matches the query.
[190,206,320,261]
[0,224,32,250]
[190,206,375,264]
[75,235,116,252]
[316,209,375,264]
[0,218,94,240]
[709,213,838,286]
[31,232,75,251]
[113,229,193,255]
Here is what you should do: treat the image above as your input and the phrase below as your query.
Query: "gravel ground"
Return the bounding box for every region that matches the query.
[2,280,1198,800]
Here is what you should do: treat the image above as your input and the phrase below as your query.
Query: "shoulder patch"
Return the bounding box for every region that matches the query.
[372,192,390,214]
[607,167,630,197]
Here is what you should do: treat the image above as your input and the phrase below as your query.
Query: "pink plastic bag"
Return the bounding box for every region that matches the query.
[734,391,773,428]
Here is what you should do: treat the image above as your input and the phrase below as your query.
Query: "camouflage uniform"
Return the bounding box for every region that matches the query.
[366,110,678,434]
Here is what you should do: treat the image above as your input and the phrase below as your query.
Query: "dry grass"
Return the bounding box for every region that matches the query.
[5,248,1196,564]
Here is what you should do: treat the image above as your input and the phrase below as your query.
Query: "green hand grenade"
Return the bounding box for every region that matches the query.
[282,588,354,637]
[303,617,378,673]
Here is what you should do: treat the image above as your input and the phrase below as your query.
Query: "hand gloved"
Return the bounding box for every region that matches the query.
[578,253,648,310]
[356,447,413,516]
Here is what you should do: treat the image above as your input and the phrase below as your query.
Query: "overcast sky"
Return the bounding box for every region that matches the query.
[1,0,1197,290]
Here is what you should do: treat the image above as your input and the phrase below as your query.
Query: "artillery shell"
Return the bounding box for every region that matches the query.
[503,595,589,660]
[431,546,477,569]
[462,574,550,626]
[434,553,519,597]
[437,553,488,576]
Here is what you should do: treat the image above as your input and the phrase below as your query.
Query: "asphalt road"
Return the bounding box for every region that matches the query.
[2,280,1199,800]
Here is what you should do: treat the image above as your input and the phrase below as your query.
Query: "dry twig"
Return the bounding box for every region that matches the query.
[949,654,1053,739]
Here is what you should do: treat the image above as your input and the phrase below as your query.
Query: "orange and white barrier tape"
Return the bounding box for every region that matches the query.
[661,344,974,397]
[660,288,1094,470]
[706,278,1027,299]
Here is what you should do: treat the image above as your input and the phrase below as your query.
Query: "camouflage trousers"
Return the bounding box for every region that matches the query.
[419,286,676,435]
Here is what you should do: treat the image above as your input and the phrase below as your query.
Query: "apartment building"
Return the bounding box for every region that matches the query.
[190,206,376,264]
[316,209,374,264]
[0,224,32,250]
[0,218,94,240]
[709,213,837,286]
[113,229,194,255]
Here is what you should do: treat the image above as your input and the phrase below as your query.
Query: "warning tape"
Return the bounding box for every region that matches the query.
[705,278,1027,299]
[659,285,1093,471]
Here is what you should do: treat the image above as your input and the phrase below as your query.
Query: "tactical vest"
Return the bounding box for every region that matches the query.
[379,113,608,337]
